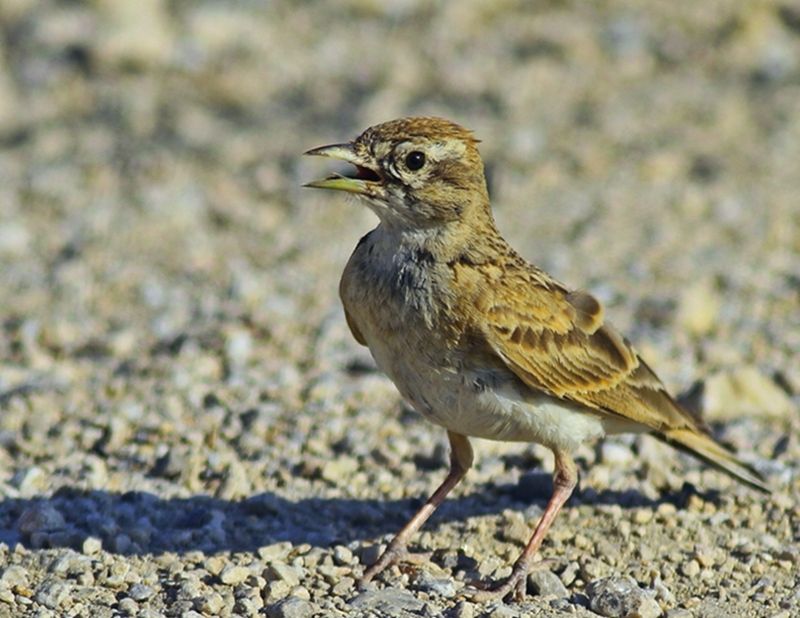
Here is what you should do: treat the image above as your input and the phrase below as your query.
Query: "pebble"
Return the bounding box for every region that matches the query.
[219,564,250,585]
[499,510,530,545]
[332,545,354,566]
[633,509,654,525]
[349,588,426,613]
[127,583,155,601]
[118,597,138,614]
[82,537,103,555]
[703,366,795,420]
[676,278,721,337]
[320,456,359,483]
[17,505,66,535]
[601,442,634,465]
[412,570,457,598]
[528,569,569,598]
[681,560,701,577]
[1,565,29,588]
[258,543,293,562]
[586,576,661,618]
[448,600,475,618]
[0,3,797,618]
[355,544,385,566]
[264,563,301,587]
[197,592,225,614]
[265,596,315,618]
[34,579,71,610]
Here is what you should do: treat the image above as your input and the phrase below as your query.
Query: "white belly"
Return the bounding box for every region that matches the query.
[368,338,607,453]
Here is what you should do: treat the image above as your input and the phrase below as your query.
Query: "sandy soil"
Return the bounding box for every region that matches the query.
[0,1,798,616]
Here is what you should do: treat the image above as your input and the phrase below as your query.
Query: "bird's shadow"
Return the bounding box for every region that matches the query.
[0,473,709,556]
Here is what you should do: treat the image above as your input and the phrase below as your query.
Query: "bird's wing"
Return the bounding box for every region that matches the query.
[473,261,768,491]
[475,262,696,433]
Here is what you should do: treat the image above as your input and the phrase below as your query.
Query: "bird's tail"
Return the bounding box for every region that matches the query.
[659,428,770,493]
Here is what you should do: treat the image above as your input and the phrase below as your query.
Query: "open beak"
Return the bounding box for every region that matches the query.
[303,143,382,195]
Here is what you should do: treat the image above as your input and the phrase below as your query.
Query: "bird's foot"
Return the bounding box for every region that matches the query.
[358,542,432,586]
[469,569,527,603]
[468,558,557,603]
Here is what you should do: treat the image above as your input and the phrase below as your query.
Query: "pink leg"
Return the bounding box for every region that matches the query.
[472,450,578,603]
[359,432,473,585]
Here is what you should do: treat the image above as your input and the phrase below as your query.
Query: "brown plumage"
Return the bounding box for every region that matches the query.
[304,116,768,602]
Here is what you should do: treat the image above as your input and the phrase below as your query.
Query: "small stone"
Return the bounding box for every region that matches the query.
[528,569,569,598]
[681,560,701,577]
[11,466,46,494]
[1,565,28,588]
[17,504,66,535]
[703,366,795,420]
[355,544,385,566]
[265,563,302,588]
[332,545,353,566]
[601,442,634,465]
[258,542,292,562]
[694,546,714,569]
[676,279,721,337]
[265,580,292,601]
[633,509,654,525]
[220,564,250,585]
[117,597,138,614]
[560,562,580,587]
[448,600,475,618]
[289,586,311,601]
[96,0,174,69]
[224,327,252,369]
[197,592,225,614]
[82,537,102,555]
[34,579,71,610]
[265,596,315,618]
[128,583,155,601]
[349,588,426,613]
[0,221,29,257]
[320,456,359,483]
[484,604,519,618]
[587,576,660,618]
[499,510,530,544]
[412,570,456,597]
[204,556,226,576]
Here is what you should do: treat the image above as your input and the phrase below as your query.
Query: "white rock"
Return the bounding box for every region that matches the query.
[95,0,174,68]
[219,564,250,586]
[676,278,721,337]
[703,366,795,420]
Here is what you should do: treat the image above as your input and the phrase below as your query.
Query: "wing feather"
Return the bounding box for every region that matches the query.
[476,264,694,432]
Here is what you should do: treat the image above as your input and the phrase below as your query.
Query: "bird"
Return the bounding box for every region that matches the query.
[303,116,769,602]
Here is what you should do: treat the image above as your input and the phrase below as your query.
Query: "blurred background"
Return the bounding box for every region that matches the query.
[0,0,798,615]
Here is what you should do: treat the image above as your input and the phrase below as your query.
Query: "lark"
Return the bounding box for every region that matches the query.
[304,117,768,601]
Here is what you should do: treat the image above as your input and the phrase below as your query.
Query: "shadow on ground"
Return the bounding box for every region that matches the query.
[0,476,702,557]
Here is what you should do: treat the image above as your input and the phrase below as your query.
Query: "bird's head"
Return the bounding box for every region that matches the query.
[304,117,490,229]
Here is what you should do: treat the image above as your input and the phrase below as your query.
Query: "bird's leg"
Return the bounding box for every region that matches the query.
[359,431,473,585]
[471,450,577,603]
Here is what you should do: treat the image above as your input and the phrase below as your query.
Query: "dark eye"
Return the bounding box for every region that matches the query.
[405,151,426,171]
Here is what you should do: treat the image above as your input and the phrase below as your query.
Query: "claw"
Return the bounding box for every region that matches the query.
[467,559,560,603]
[358,543,433,586]
[469,569,527,603]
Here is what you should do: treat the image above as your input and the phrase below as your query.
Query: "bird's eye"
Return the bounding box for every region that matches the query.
[405,151,426,171]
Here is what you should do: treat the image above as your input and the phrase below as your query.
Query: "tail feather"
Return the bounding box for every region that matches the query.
[659,428,770,493]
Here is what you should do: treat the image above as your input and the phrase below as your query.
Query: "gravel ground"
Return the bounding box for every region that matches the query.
[0,1,798,617]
